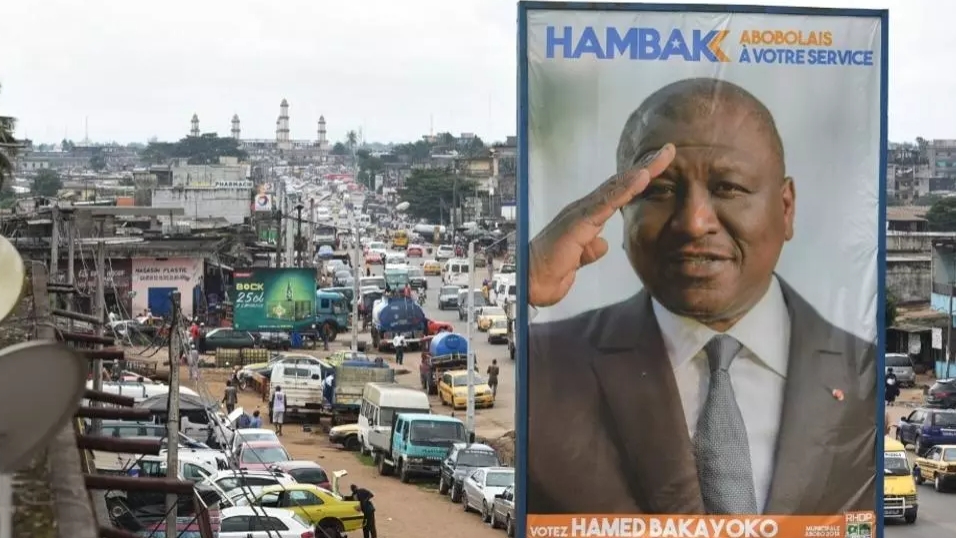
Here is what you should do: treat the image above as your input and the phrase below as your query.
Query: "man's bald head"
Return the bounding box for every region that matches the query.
[616,77,785,176]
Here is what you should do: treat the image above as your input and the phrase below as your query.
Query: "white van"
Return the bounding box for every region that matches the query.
[494,279,517,307]
[269,363,326,420]
[443,258,471,287]
[358,383,431,454]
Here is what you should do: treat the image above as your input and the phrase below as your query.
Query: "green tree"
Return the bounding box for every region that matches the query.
[345,130,358,166]
[393,140,433,164]
[61,139,75,151]
[331,141,348,156]
[32,169,62,197]
[885,292,899,329]
[0,83,18,189]
[926,198,956,231]
[89,151,107,171]
[461,136,486,157]
[356,149,385,191]
[399,169,475,223]
[141,133,247,165]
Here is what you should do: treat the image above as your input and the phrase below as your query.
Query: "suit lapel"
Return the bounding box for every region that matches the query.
[589,292,704,514]
[765,282,849,514]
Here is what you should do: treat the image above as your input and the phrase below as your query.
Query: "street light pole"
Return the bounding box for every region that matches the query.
[465,240,477,440]
[948,244,955,371]
[295,204,304,268]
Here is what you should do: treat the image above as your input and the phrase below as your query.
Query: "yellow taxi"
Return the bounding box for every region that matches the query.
[438,369,494,409]
[422,259,442,276]
[914,443,956,493]
[247,479,364,532]
[477,306,508,331]
[884,436,918,523]
[488,317,510,344]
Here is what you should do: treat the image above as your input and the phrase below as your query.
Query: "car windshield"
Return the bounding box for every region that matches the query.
[884,451,909,476]
[441,287,459,296]
[241,446,289,464]
[486,471,515,488]
[290,468,329,484]
[453,374,487,386]
[458,451,499,467]
[236,432,276,444]
[483,308,505,317]
[379,407,426,426]
[363,277,386,289]
[409,421,467,443]
[886,355,911,368]
[933,413,956,427]
[492,319,509,329]
[409,268,423,277]
[944,448,956,462]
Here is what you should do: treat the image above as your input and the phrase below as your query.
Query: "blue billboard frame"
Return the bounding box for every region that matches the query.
[516,2,889,536]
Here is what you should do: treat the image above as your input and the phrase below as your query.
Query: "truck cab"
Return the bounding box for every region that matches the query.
[315,290,350,340]
[373,413,467,483]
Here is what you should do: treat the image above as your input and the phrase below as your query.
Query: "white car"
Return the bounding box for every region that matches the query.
[436,245,456,260]
[229,428,281,459]
[219,506,313,538]
[461,467,516,523]
[203,469,295,497]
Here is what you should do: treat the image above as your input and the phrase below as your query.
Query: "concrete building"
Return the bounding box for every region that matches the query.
[190,114,200,137]
[276,98,291,150]
[233,99,329,162]
[231,114,241,140]
[151,187,250,225]
[928,139,956,179]
[170,156,249,187]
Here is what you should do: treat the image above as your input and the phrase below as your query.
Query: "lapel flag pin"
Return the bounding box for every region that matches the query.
[831,388,845,401]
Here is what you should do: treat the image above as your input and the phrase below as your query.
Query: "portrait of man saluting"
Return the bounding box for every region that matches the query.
[526,77,877,516]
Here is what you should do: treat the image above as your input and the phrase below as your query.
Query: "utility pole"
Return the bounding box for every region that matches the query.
[91,219,107,434]
[50,206,60,282]
[165,290,182,538]
[308,199,316,266]
[350,215,361,351]
[295,204,305,268]
[274,209,282,269]
[465,240,477,440]
[947,242,955,369]
[66,214,75,331]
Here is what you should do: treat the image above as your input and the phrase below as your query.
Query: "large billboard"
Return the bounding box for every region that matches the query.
[233,268,317,331]
[517,3,887,537]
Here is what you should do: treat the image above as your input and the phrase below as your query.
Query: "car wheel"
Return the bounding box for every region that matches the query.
[481,502,491,523]
[450,483,462,503]
[895,429,903,442]
[318,519,344,538]
[439,475,449,495]
[399,460,411,483]
[344,436,361,451]
[935,473,945,492]
[506,516,514,537]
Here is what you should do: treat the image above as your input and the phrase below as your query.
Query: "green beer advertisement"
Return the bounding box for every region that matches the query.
[232,268,316,331]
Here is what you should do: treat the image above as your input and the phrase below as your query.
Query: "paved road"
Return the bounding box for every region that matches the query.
[886,484,956,536]
[369,255,516,439]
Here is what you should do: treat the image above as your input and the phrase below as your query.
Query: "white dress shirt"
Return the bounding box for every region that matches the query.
[652,276,791,512]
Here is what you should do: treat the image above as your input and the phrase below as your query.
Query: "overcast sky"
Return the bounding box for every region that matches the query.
[1,0,943,145]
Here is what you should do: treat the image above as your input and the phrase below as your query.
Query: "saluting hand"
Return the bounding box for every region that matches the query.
[528,144,676,308]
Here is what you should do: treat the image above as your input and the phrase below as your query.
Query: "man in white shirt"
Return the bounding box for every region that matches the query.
[271,386,286,436]
[392,334,406,365]
[524,78,876,516]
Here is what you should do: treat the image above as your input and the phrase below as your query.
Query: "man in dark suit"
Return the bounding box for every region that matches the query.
[527,77,876,515]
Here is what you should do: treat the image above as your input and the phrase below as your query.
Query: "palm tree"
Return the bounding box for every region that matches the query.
[345,130,358,168]
[0,83,18,189]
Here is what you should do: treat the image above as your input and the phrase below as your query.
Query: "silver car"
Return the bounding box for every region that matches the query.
[886,353,916,387]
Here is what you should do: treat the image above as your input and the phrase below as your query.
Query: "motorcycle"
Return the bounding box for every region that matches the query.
[417,292,427,306]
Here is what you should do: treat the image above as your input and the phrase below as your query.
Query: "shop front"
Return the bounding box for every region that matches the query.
[131,258,203,319]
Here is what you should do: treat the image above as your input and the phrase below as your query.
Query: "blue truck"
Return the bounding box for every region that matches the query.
[372,413,468,483]
[313,290,351,341]
[370,295,427,351]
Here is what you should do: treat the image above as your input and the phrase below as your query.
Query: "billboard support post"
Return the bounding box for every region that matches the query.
[466,240,476,437]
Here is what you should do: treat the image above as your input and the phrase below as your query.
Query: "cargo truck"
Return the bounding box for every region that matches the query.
[326,360,395,425]
[370,296,427,351]
[371,413,468,483]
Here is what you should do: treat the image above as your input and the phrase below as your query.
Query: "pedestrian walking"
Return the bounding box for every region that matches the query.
[222,380,238,414]
[392,333,406,365]
[346,484,377,538]
[885,368,900,405]
[187,344,200,382]
[486,359,500,399]
[271,386,286,436]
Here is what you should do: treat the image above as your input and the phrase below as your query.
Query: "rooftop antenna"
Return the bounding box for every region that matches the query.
[84,116,89,144]
[430,114,434,137]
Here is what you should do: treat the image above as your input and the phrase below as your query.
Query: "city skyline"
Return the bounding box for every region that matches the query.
[2,0,951,144]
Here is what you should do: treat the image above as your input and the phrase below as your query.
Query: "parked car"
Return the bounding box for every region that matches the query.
[438,370,494,410]
[255,332,292,351]
[461,467,516,522]
[913,444,956,492]
[219,506,315,538]
[436,245,455,260]
[198,328,257,354]
[203,469,295,497]
[328,423,361,451]
[491,484,516,536]
[242,482,364,533]
[228,429,281,459]
[406,244,425,257]
[927,379,956,409]
[897,408,956,455]
[270,461,331,489]
[236,441,291,471]
[440,442,501,502]
[886,353,916,388]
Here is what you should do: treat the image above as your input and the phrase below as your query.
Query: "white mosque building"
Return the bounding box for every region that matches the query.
[188,99,331,160]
